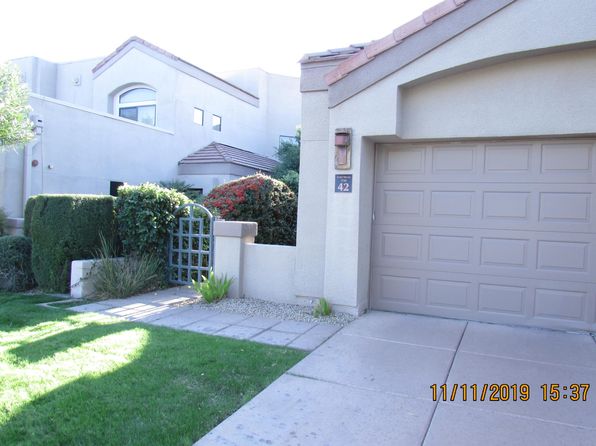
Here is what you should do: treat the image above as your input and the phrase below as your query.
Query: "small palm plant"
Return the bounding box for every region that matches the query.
[192,269,233,303]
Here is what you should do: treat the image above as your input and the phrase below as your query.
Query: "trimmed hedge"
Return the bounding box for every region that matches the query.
[115,183,189,258]
[23,195,41,237]
[204,174,297,245]
[0,207,7,236]
[0,235,35,291]
[30,194,117,292]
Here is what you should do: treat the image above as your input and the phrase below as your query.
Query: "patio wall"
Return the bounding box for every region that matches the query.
[214,221,299,304]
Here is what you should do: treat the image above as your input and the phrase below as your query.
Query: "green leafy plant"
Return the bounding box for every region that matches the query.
[204,174,297,246]
[0,207,7,236]
[91,234,161,299]
[192,269,233,303]
[0,62,34,149]
[272,130,300,194]
[313,298,332,317]
[29,194,118,292]
[159,179,204,203]
[115,183,189,258]
[0,235,35,291]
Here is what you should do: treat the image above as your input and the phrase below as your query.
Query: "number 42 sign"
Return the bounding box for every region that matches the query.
[335,174,352,193]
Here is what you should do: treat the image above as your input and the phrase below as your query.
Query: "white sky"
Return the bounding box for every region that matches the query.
[0,0,439,77]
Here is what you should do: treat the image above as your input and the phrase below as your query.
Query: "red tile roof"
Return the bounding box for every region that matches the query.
[324,0,471,85]
[179,142,279,172]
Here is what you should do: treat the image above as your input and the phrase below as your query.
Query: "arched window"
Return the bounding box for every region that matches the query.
[116,87,156,126]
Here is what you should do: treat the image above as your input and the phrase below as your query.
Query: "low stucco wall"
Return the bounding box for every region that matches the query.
[242,243,297,304]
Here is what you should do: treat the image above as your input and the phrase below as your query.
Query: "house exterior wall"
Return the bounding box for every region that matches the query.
[296,0,596,314]
[2,42,300,217]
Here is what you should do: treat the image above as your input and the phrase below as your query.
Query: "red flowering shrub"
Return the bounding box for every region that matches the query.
[204,174,297,245]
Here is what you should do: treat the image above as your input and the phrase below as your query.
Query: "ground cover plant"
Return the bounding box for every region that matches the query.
[0,293,306,445]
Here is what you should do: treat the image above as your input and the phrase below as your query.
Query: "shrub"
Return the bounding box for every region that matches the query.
[23,195,41,237]
[159,179,203,203]
[91,235,162,299]
[313,298,332,317]
[115,183,189,258]
[0,207,7,236]
[30,194,117,292]
[0,235,35,291]
[191,269,233,303]
[204,174,297,245]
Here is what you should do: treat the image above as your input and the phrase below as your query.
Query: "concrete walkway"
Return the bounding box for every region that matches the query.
[69,288,341,350]
[195,311,596,446]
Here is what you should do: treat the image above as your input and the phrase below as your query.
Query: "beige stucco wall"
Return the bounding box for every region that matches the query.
[296,0,596,314]
[243,243,298,304]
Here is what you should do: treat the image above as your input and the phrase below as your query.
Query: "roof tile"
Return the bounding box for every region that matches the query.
[323,0,472,86]
[179,142,279,172]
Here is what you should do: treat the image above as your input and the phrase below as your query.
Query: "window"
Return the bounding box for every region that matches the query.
[117,87,156,126]
[212,114,222,132]
[110,181,124,197]
[193,108,204,125]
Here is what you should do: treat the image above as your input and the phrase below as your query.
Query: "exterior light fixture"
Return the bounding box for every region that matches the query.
[334,128,352,170]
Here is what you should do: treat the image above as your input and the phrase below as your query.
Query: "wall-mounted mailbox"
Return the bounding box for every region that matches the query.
[334,128,352,170]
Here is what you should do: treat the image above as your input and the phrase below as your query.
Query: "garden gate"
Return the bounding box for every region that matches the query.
[168,203,215,285]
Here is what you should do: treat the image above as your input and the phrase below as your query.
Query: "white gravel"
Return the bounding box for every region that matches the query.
[178,296,356,326]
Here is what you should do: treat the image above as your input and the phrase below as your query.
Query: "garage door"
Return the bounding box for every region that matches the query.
[371,140,596,331]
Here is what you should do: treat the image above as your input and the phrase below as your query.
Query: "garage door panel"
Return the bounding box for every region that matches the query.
[373,225,596,283]
[371,267,596,331]
[376,141,596,183]
[372,140,596,331]
[375,182,596,233]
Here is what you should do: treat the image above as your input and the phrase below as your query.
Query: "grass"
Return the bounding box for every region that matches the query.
[0,293,307,445]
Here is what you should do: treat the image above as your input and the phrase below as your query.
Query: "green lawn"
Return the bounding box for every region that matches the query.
[0,293,306,445]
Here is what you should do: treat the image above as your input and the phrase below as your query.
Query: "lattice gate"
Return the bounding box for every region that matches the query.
[168,203,214,285]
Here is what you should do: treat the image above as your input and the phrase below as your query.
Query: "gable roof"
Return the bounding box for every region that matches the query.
[92,36,259,106]
[324,0,473,85]
[303,0,517,107]
[179,142,279,172]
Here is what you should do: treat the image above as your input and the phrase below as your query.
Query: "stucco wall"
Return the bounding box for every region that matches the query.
[297,0,596,314]
[243,243,298,304]
[20,95,176,200]
[402,48,596,138]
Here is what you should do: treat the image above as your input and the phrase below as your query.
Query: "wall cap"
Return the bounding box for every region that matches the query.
[214,220,258,238]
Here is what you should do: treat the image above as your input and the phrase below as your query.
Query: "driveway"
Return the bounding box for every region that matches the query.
[195,311,596,445]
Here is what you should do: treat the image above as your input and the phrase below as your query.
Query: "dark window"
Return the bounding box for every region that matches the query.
[110,181,124,197]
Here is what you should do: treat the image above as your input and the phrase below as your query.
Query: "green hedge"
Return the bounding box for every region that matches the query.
[0,235,35,291]
[23,195,41,237]
[115,183,189,258]
[204,174,297,245]
[30,194,117,292]
[0,207,7,236]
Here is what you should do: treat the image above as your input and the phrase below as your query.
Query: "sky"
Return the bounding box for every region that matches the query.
[0,0,439,77]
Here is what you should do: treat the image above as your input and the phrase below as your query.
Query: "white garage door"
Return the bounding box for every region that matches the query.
[371,140,596,331]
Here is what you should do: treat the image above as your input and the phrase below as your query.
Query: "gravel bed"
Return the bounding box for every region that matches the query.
[178,296,356,326]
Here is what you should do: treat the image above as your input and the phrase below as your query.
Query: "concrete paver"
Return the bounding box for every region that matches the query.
[196,311,596,445]
[342,311,466,350]
[290,332,455,397]
[424,403,596,446]
[460,322,596,368]
[447,350,596,428]
[237,316,280,329]
[270,320,317,334]
[216,325,265,340]
[185,319,229,334]
[150,307,216,328]
[251,330,299,346]
[195,374,436,446]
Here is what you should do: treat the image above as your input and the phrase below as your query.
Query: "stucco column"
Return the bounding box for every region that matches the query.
[213,221,258,299]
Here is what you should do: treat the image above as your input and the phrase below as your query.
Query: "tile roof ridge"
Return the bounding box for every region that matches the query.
[324,0,471,85]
